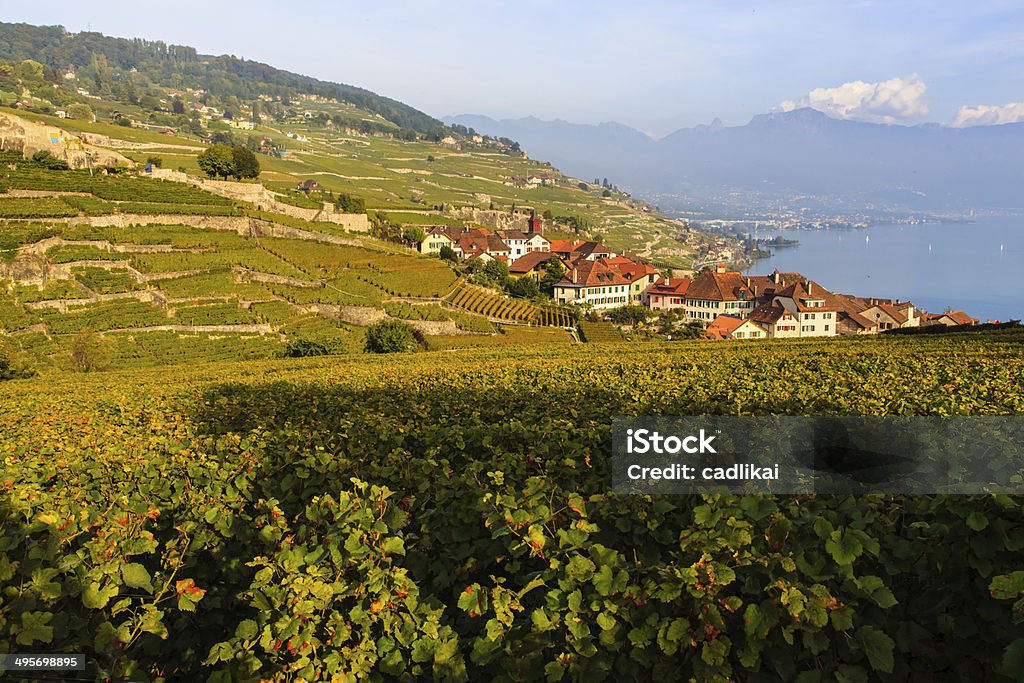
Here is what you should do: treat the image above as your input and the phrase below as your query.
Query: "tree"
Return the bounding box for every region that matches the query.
[506,276,540,299]
[14,59,45,82]
[172,98,186,115]
[539,258,566,296]
[67,103,94,121]
[602,189,612,198]
[607,305,651,327]
[543,209,554,221]
[439,245,457,262]
[230,145,260,179]
[482,259,509,285]
[146,156,163,168]
[365,320,423,354]
[402,226,426,245]
[578,182,589,191]
[69,331,111,372]
[335,193,366,213]
[197,144,235,180]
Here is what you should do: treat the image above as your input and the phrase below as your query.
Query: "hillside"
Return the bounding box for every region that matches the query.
[0,21,718,267]
[0,141,584,370]
[2,330,1023,679]
[0,22,441,133]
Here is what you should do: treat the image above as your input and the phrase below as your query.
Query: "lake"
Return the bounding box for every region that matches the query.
[749,217,1023,322]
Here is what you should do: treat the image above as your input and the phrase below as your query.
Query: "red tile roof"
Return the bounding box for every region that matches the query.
[497,230,529,241]
[617,262,660,283]
[773,281,841,312]
[944,310,979,325]
[687,270,753,302]
[706,315,764,339]
[561,259,630,287]
[508,251,557,273]
[749,300,793,324]
[548,239,584,254]
[708,315,745,335]
[648,277,691,295]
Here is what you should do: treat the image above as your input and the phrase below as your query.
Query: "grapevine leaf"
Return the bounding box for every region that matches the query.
[857,626,894,673]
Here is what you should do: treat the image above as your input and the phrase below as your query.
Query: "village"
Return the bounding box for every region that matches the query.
[414,214,980,340]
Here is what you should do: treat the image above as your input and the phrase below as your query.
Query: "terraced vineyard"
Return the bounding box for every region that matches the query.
[1,331,1022,681]
[1,159,574,367]
[447,282,575,327]
[1,152,233,205]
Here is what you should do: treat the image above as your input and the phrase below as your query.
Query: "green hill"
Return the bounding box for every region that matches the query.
[0,22,441,133]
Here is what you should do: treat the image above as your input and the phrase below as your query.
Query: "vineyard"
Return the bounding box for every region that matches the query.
[0,331,1022,681]
[0,152,233,205]
[0,151,583,369]
[447,282,575,327]
[383,301,495,333]
[578,321,623,343]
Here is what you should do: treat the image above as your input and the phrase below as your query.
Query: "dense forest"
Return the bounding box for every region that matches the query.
[0,22,442,133]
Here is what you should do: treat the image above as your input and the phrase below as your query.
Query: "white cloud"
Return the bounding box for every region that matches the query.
[951,102,1024,127]
[776,75,930,124]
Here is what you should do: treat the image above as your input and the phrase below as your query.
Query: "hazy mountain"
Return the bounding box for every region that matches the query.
[446,109,1024,211]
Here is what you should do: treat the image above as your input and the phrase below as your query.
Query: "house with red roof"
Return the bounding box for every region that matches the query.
[685,264,757,322]
[647,277,691,311]
[921,310,979,327]
[856,298,921,331]
[770,280,840,337]
[748,300,801,338]
[706,315,768,340]
[508,251,561,281]
[549,240,617,263]
[496,230,550,262]
[603,258,661,303]
[553,258,632,309]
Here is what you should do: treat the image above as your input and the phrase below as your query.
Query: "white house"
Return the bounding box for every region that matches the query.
[553,259,632,310]
[772,281,838,337]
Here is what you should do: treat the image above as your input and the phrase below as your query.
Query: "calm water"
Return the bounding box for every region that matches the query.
[750,217,1023,322]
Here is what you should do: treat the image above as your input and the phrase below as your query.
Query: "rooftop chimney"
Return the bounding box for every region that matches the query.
[773,270,781,284]
[807,282,813,295]
[715,263,727,274]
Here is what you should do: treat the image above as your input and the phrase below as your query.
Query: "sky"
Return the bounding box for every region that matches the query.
[2,1,1023,136]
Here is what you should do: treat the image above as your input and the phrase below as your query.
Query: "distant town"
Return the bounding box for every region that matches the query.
[414,216,980,339]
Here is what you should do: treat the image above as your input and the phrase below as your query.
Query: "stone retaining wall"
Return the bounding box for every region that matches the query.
[149,168,370,231]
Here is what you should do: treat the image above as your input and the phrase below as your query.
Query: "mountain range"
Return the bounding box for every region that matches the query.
[446,109,1024,212]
